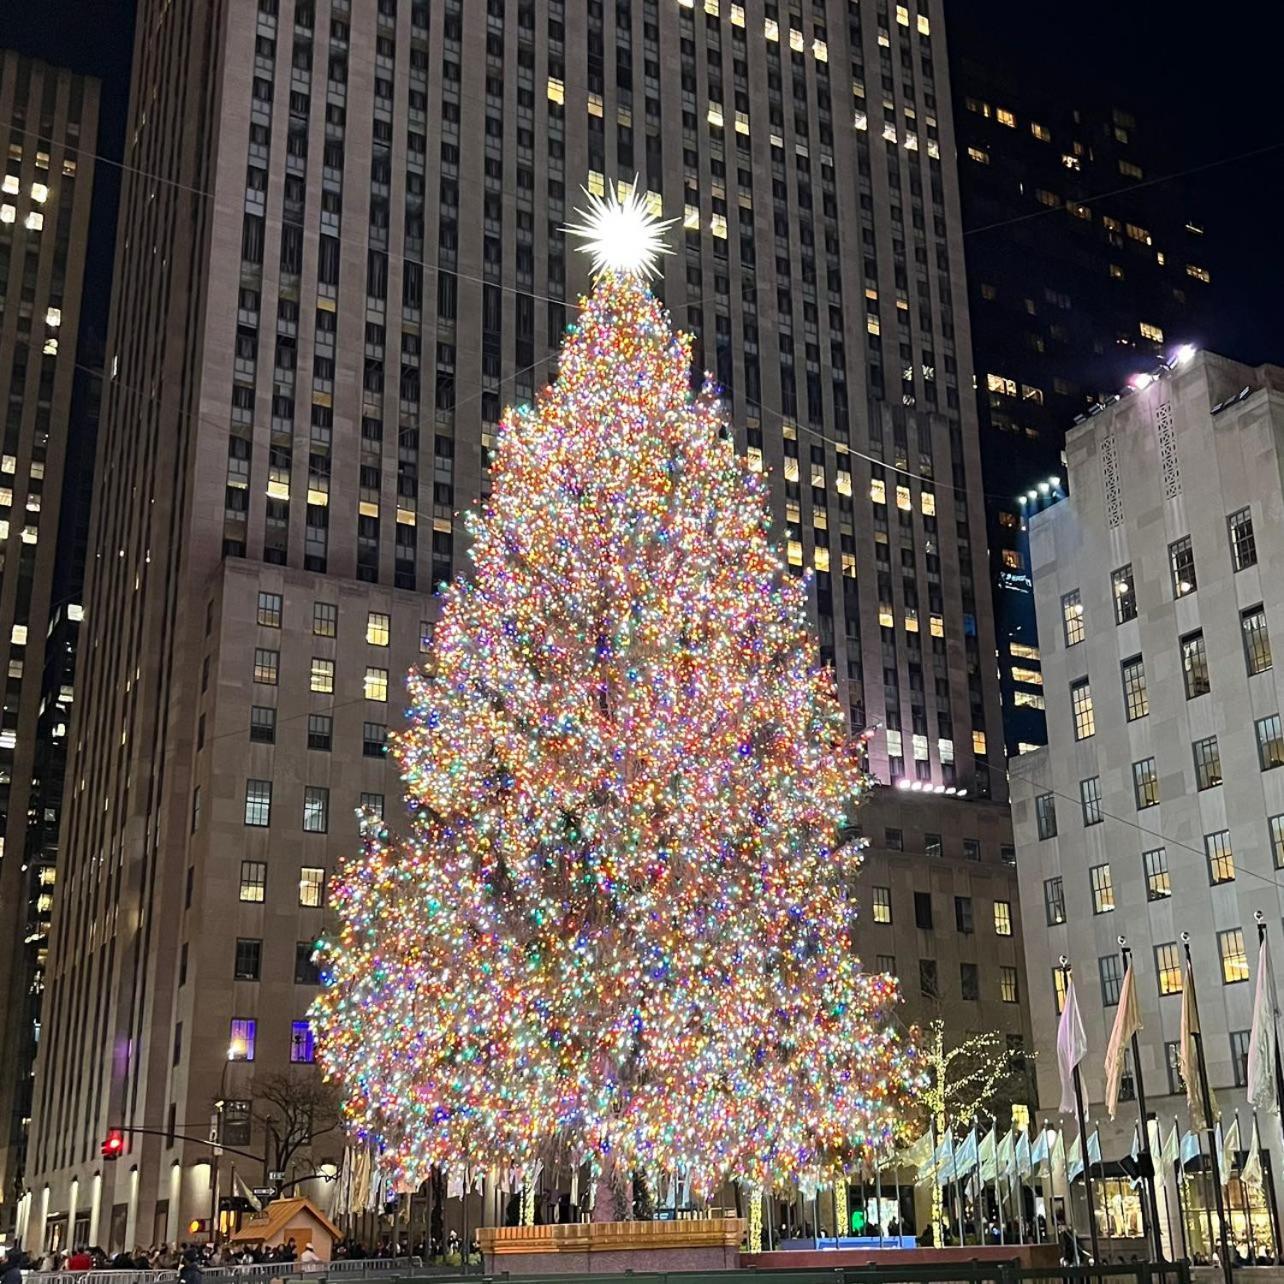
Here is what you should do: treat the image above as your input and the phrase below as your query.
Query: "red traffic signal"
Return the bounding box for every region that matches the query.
[102,1129,125,1161]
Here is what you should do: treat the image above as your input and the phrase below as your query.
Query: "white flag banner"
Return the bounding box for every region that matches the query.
[933,1132,955,1187]
[1066,1134,1083,1182]
[1180,958,1219,1128]
[954,1127,979,1178]
[1104,961,1142,1119]
[1248,935,1280,1112]
[1057,977,1089,1114]
[997,1128,1015,1176]
[1016,1128,1032,1176]
[978,1128,997,1182]
[1220,1114,1241,1181]
[1030,1125,1049,1167]
[1243,1117,1265,1194]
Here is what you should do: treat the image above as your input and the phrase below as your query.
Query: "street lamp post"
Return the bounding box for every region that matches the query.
[212,1039,247,1246]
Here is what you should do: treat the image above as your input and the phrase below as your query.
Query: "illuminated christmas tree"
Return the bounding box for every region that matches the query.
[312,189,912,1198]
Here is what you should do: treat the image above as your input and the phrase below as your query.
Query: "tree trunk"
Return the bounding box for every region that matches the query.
[430,1167,444,1255]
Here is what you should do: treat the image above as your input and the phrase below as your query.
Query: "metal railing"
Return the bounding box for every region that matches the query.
[24,1262,423,1284]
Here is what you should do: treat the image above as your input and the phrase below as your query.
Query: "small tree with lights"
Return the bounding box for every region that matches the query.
[312,188,914,1206]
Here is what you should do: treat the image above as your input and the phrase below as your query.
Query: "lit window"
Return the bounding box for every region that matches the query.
[1002,549,1025,571]
[0,175,15,195]
[1010,666,1041,686]
[364,667,388,701]
[1061,589,1085,646]
[1121,655,1148,720]
[986,372,1017,397]
[1070,678,1095,740]
[1219,928,1249,984]
[871,886,892,924]
[24,211,43,231]
[1243,604,1273,675]
[1168,537,1196,597]
[366,611,390,646]
[256,591,282,628]
[1000,967,1019,1003]
[870,478,886,504]
[239,861,267,903]
[30,181,47,203]
[1139,321,1165,343]
[1052,967,1068,1013]
[310,657,335,693]
[1205,830,1235,885]
[1192,737,1222,791]
[929,615,944,638]
[994,901,1012,936]
[1090,863,1115,914]
[895,484,912,511]
[764,17,779,40]
[546,77,564,104]
[1133,757,1160,808]
[1143,848,1171,901]
[1228,507,1257,570]
[1109,564,1140,624]
[789,27,804,51]
[0,206,14,225]
[1010,642,1040,661]
[1272,815,1284,869]
[45,307,61,327]
[302,785,329,833]
[1030,121,1051,141]
[253,648,279,684]
[1013,692,1045,709]
[1186,264,1212,283]
[244,779,272,827]
[1257,714,1284,771]
[229,1018,257,1061]
[866,314,881,336]
[1044,876,1065,925]
[973,729,987,756]
[1080,777,1103,826]
[299,866,326,907]
[916,13,930,33]
[290,1020,316,1064]
[1181,630,1210,698]
[967,147,990,165]
[995,107,1016,127]
[1155,943,1182,996]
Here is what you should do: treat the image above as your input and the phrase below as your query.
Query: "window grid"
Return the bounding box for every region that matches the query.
[1044,876,1066,925]
[253,647,279,685]
[303,785,329,833]
[364,666,389,701]
[299,866,326,907]
[1133,757,1160,809]
[1193,736,1222,791]
[1169,535,1197,597]
[1080,776,1103,826]
[1181,630,1211,699]
[234,937,262,981]
[244,778,272,827]
[994,901,1013,936]
[1000,966,1019,1004]
[1071,678,1095,740]
[1219,928,1249,984]
[1036,793,1057,839]
[1243,605,1273,675]
[1099,954,1123,1006]
[250,705,276,743]
[1166,1040,1183,1093]
[1257,714,1284,771]
[1143,847,1171,901]
[313,601,337,636]
[1061,589,1085,646]
[1052,966,1068,1013]
[229,1018,257,1061]
[1271,815,1284,869]
[239,860,267,903]
[871,886,892,924]
[257,591,282,628]
[1090,863,1115,914]
[1121,656,1148,721]
[310,656,335,693]
[1231,1030,1252,1086]
[1112,564,1137,624]
[366,611,391,646]
[307,713,332,751]
[955,895,974,934]
[1229,507,1257,571]
[290,1019,316,1064]
[1205,830,1236,885]
[1155,942,1183,996]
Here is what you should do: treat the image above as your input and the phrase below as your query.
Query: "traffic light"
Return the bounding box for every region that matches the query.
[101,1129,125,1161]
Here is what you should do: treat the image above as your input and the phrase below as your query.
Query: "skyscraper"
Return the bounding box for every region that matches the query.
[0,50,99,1236]
[952,63,1213,758]
[23,0,1013,1247]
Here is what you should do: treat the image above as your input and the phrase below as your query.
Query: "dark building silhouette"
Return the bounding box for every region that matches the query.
[955,60,1214,757]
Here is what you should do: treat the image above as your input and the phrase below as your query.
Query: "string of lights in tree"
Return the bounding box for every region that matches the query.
[311,188,915,1196]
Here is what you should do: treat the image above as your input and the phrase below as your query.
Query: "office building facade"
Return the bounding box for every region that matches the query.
[953,65,1214,758]
[24,0,1012,1246]
[1013,351,1284,1251]
[0,51,99,1233]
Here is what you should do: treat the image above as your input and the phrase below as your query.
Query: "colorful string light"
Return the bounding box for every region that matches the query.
[312,262,914,1197]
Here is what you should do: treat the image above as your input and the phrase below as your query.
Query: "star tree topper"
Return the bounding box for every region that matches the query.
[563,181,677,279]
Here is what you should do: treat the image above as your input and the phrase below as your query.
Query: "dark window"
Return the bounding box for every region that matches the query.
[914,891,933,930]
[250,706,276,743]
[960,962,979,1000]
[234,938,262,981]
[295,941,321,985]
[919,958,938,997]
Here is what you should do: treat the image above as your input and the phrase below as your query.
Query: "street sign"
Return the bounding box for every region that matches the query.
[252,1187,275,1199]
[268,1170,285,1182]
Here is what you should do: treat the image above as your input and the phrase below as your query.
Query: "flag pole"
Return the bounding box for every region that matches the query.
[1173,1116,1190,1263]
[1240,1108,1257,1264]
[1059,959,1101,1267]
[1181,934,1233,1284]
[1255,912,1284,1263]
[1119,937,1166,1262]
[992,1117,1004,1245]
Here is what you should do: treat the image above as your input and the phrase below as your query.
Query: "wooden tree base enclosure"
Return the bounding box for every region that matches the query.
[479,1216,746,1275]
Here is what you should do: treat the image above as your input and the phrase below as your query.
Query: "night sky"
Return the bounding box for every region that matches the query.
[4,1,1284,364]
